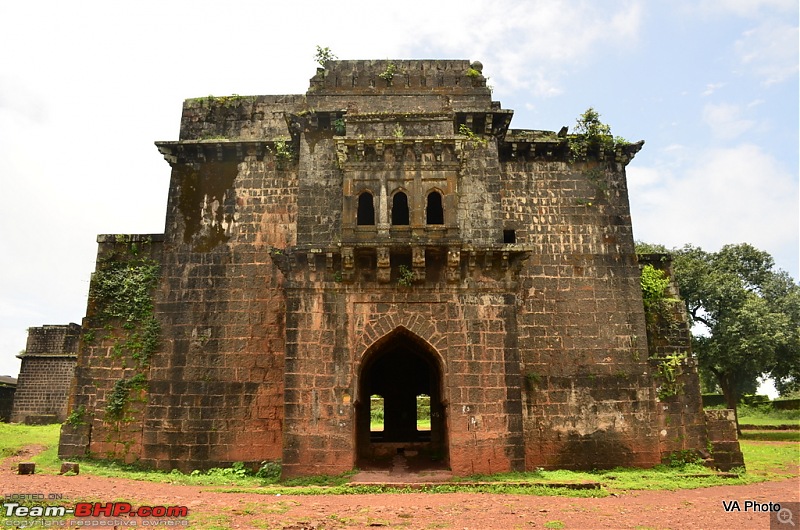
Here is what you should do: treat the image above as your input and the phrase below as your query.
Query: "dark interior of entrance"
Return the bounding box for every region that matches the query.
[357,329,448,470]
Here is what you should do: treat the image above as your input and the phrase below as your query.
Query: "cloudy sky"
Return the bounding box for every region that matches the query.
[1,0,797,379]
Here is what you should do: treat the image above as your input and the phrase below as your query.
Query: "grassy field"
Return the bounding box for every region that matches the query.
[1,420,797,495]
[736,404,800,427]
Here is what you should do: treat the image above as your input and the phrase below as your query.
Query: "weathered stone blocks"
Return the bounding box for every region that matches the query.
[54,59,740,477]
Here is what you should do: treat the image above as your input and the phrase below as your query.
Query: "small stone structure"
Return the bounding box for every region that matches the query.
[0,375,17,422]
[58,59,742,475]
[11,324,80,424]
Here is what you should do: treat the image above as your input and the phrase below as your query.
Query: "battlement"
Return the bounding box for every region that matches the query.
[307,59,494,114]
[20,323,81,358]
[309,59,491,95]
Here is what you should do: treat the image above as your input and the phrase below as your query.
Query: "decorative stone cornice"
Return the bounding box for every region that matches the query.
[334,137,462,169]
[272,242,531,287]
[155,140,277,165]
[498,130,644,165]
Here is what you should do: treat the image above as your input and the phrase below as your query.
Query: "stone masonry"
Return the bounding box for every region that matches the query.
[11,324,80,424]
[0,376,16,422]
[58,59,741,476]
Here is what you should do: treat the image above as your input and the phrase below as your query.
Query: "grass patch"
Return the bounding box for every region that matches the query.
[458,465,756,492]
[216,483,607,497]
[0,423,61,464]
[739,440,799,478]
[740,430,800,442]
[74,459,269,487]
[1,422,796,496]
[738,404,800,426]
[188,513,230,529]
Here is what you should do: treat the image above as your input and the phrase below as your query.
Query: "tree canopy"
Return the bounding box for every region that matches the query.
[637,242,800,422]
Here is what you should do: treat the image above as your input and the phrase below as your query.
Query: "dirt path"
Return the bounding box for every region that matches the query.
[2,452,798,529]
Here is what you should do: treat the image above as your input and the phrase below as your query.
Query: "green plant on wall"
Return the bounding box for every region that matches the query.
[314,45,337,67]
[458,124,487,145]
[656,353,686,399]
[378,62,398,83]
[524,371,541,391]
[65,405,87,426]
[333,118,346,135]
[105,373,148,422]
[640,264,682,331]
[641,264,671,309]
[397,265,415,287]
[273,138,294,168]
[568,107,630,160]
[466,67,481,78]
[90,251,161,368]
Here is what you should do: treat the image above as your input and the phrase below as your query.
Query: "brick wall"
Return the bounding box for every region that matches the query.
[0,384,16,422]
[59,236,161,461]
[639,254,743,469]
[11,324,80,424]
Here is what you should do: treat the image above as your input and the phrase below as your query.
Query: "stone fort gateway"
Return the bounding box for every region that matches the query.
[55,59,743,477]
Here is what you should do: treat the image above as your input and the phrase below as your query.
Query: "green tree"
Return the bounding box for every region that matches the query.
[637,242,800,430]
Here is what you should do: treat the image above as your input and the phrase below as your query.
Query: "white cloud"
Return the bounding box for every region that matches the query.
[692,0,797,17]
[702,102,755,140]
[735,20,799,86]
[629,144,799,277]
[702,83,725,96]
[385,0,643,97]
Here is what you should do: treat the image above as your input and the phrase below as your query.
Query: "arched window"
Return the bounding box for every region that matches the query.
[426,191,444,225]
[357,192,375,225]
[391,192,409,225]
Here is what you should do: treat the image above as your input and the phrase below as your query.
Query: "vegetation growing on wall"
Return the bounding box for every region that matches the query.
[65,405,87,426]
[568,108,630,161]
[272,138,295,169]
[397,265,415,287]
[90,250,161,368]
[314,45,337,67]
[656,353,686,399]
[88,238,161,423]
[378,62,398,83]
[458,124,488,146]
[105,373,148,421]
[640,264,682,331]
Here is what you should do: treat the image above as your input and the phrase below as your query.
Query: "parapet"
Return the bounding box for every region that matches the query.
[308,59,494,113]
[20,323,81,358]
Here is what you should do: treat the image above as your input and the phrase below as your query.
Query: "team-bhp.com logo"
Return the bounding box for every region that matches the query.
[3,501,189,526]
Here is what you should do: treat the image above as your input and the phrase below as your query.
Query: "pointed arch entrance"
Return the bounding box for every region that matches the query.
[356,327,448,469]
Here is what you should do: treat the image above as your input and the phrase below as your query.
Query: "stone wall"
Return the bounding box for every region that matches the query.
[0,378,16,422]
[639,254,743,469]
[138,96,306,469]
[58,59,722,476]
[501,155,660,469]
[11,324,80,424]
[705,409,746,471]
[59,235,161,461]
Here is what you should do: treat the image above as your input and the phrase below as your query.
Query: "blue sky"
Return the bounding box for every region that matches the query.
[1,0,797,380]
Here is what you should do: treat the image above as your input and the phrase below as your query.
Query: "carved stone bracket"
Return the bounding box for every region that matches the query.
[412,246,426,283]
[447,248,461,283]
[377,247,390,283]
[275,244,530,287]
[342,247,354,282]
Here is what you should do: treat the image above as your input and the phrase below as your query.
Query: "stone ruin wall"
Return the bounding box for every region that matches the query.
[639,254,744,469]
[59,236,162,461]
[11,323,80,424]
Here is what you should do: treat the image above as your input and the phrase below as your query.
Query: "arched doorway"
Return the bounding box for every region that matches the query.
[356,327,448,470]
